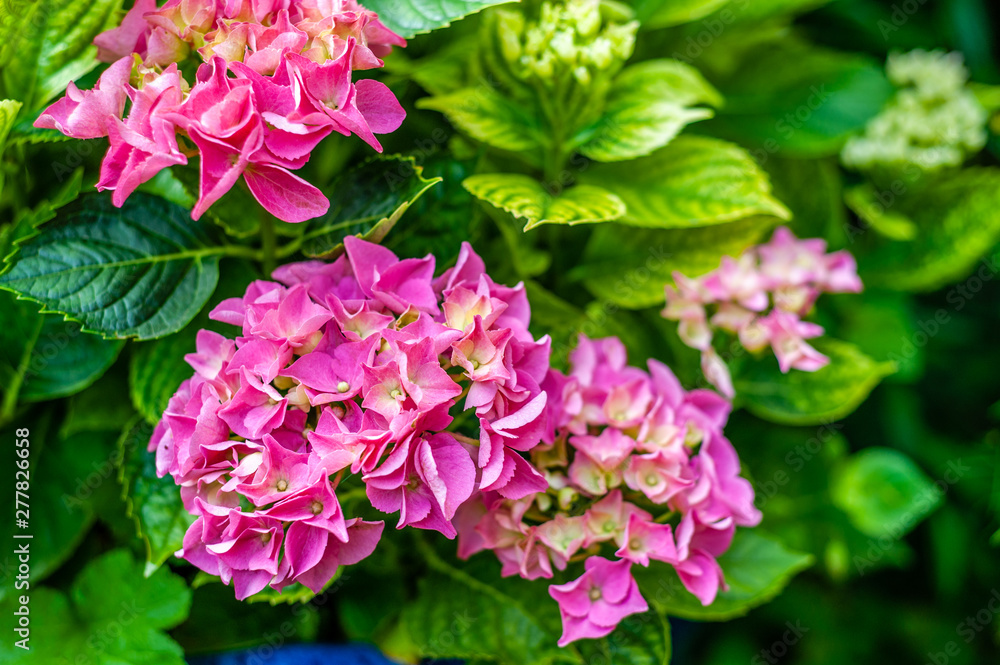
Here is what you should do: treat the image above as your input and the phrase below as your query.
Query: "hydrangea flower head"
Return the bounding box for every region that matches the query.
[509,0,638,87]
[841,49,988,175]
[455,334,761,645]
[151,239,552,598]
[662,227,863,396]
[35,0,407,222]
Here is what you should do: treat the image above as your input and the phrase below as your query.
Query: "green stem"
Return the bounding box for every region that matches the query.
[260,213,277,276]
[0,315,43,426]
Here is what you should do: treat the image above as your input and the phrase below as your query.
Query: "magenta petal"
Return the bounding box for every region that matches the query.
[243,162,330,223]
[354,79,406,134]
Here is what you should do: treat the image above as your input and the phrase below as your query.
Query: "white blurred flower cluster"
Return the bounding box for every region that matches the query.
[841,49,988,174]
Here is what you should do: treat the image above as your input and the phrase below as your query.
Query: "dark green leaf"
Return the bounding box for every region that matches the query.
[0,193,227,340]
[831,448,941,538]
[0,291,123,403]
[118,417,195,572]
[0,550,191,664]
[362,0,519,39]
[636,531,813,621]
[0,422,113,601]
[857,168,1000,291]
[703,40,892,157]
[300,155,441,258]
[733,338,896,426]
[576,216,778,308]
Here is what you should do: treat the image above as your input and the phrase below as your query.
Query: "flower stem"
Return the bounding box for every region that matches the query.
[260,213,277,277]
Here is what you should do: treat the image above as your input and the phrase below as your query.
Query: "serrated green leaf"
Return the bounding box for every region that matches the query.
[577,60,719,163]
[1,0,121,109]
[0,192,228,340]
[5,114,73,146]
[0,291,123,403]
[636,531,813,621]
[581,136,790,228]
[831,448,941,538]
[857,168,1000,291]
[362,0,519,39]
[734,338,895,426]
[577,216,777,308]
[403,540,575,664]
[465,174,626,231]
[417,87,544,156]
[576,612,671,665]
[118,417,195,571]
[0,550,190,664]
[72,549,192,629]
[300,155,441,258]
[633,0,730,29]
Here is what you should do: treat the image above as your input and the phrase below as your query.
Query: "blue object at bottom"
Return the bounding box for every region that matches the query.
[187,643,409,665]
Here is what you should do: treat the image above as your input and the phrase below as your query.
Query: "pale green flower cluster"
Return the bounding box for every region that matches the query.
[501,0,638,87]
[841,49,988,174]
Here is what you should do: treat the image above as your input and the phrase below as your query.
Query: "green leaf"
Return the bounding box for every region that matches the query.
[464,174,626,231]
[4,114,73,146]
[577,60,719,162]
[403,541,573,664]
[417,87,544,156]
[845,184,917,241]
[733,338,896,426]
[300,155,442,258]
[761,156,846,242]
[0,291,123,402]
[580,136,790,228]
[118,417,195,572]
[0,422,111,601]
[361,0,519,39]
[0,0,121,109]
[576,216,777,308]
[0,550,191,664]
[385,157,487,265]
[633,0,730,29]
[703,40,892,157]
[72,549,191,628]
[576,612,671,665]
[60,368,135,438]
[171,165,262,238]
[0,192,227,340]
[857,168,1000,292]
[636,531,813,621]
[831,448,942,538]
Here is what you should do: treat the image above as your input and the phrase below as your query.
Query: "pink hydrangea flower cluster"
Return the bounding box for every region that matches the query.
[454,335,762,646]
[150,238,552,599]
[662,227,863,397]
[35,0,406,223]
